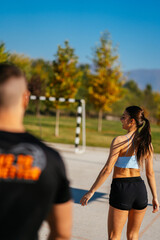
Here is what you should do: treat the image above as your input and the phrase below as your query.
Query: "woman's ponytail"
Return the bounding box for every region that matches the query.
[135,117,152,166]
[126,106,153,167]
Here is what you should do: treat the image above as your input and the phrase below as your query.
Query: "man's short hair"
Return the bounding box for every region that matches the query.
[0,63,25,85]
[0,63,26,108]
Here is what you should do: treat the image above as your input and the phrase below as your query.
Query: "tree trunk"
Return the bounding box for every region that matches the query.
[35,99,42,137]
[55,109,60,137]
[35,99,40,117]
[98,109,103,132]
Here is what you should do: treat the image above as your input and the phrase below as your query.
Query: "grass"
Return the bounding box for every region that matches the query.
[24,115,160,153]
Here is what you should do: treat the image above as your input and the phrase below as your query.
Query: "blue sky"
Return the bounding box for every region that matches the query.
[0,0,160,71]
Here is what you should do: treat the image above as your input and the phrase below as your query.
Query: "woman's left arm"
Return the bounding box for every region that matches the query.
[80,136,122,206]
[145,150,159,213]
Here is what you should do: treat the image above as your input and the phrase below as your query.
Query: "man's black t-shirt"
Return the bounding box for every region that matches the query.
[0,130,71,240]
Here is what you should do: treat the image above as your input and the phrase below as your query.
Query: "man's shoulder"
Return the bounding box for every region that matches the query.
[26,132,63,163]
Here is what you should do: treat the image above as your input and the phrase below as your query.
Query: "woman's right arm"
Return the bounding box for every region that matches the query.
[145,153,159,213]
[80,136,122,206]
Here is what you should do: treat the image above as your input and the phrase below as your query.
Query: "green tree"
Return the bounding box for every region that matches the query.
[29,59,52,116]
[0,42,9,63]
[124,80,141,94]
[50,41,82,136]
[154,92,160,124]
[142,84,157,119]
[111,80,143,116]
[8,53,32,80]
[76,64,93,112]
[88,31,124,132]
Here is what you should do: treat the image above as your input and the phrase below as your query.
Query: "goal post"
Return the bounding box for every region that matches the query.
[30,95,86,153]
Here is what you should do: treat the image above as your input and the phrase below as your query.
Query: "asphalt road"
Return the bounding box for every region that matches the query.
[39,144,160,240]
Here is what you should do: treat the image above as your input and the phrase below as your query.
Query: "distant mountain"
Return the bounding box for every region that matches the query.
[125,69,160,91]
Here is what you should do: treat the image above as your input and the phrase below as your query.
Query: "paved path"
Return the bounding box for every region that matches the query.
[38,144,160,240]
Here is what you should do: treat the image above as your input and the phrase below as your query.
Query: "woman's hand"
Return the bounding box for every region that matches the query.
[80,191,94,206]
[152,198,159,213]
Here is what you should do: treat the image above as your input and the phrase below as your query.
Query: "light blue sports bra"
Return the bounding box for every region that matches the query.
[115,135,139,169]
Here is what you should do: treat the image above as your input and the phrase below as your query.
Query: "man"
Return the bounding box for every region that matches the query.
[0,63,72,240]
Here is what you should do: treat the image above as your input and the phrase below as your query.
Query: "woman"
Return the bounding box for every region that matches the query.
[80,106,159,240]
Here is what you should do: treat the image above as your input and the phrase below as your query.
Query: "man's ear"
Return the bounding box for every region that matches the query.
[23,90,30,109]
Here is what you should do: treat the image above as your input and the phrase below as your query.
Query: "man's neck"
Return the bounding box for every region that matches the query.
[0,110,25,133]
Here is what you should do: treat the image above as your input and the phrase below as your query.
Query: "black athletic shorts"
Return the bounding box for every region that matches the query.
[109,177,148,210]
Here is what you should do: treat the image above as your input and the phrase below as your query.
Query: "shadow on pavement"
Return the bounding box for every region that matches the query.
[71,187,109,204]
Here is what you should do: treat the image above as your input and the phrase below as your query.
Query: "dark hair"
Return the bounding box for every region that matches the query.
[125,106,152,166]
[0,63,25,85]
[0,63,26,108]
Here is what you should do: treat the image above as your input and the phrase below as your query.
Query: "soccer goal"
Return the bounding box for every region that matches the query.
[29,95,86,153]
